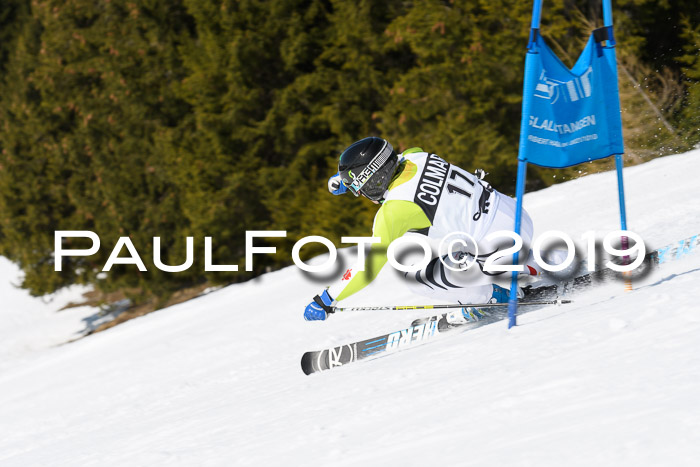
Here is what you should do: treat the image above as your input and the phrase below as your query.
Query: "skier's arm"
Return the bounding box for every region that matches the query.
[328,200,431,301]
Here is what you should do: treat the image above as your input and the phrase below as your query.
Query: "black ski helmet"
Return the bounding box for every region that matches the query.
[338,137,399,201]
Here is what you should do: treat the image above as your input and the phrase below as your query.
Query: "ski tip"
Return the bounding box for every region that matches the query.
[300,352,315,375]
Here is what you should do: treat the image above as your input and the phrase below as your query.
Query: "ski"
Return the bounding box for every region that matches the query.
[301,233,700,375]
[651,233,700,265]
[300,301,549,375]
[301,315,443,375]
[301,309,499,375]
[414,232,700,329]
[523,232,700,301]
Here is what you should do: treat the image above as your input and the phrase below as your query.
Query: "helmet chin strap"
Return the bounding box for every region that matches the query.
[360,191,382,204]
[374,157,404,204]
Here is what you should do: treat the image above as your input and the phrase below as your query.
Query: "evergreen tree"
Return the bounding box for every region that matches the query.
[677,17,700,145]
[0,0,697,303]
[0,0,195,297]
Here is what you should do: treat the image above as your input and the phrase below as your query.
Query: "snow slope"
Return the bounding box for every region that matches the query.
[1,150,699,466]
[0,258,97,371]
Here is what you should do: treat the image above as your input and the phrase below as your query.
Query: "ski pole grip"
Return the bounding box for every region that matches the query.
[313,295,334,314]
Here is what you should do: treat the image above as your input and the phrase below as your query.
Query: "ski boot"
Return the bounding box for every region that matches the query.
[445,306,486,326]
[443,285,516,327]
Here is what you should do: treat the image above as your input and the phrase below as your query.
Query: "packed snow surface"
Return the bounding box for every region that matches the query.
[1,150,699,466]
[0,259,96,371]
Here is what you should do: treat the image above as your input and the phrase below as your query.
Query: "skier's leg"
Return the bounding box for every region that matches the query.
[481,194,577,285]
[402,266,495,324]
[476,192,534,269]
[401,254,498,304]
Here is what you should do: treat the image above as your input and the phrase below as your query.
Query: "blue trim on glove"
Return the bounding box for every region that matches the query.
[304,289,334,321]
[328,171,348,195]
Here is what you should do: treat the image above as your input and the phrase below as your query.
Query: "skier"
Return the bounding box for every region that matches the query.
[303,136,536,325]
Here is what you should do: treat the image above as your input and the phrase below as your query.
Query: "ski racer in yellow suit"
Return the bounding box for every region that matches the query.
[303,137,536,324]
